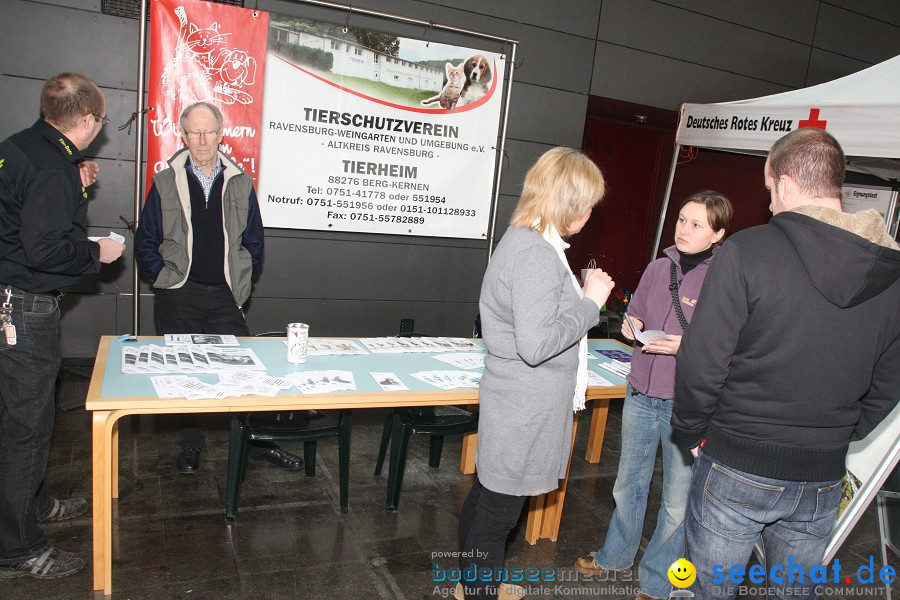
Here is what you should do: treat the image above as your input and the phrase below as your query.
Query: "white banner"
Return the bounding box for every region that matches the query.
[676,104,900,157]
[258,22,506,239]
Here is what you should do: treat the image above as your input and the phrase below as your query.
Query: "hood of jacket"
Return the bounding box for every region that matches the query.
[772,206,900,308]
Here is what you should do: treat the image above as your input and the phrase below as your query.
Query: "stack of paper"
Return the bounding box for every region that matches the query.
[307,339,368,356]
[286,371,357,394]
[410,370,481,390]
[122,344,266,374]
[360,337,480,354]
[587,370,615,387]
[216,371,292,397]
[370,372,409,391]
[432,353,485,369]
[596,360,630,379]
[164,334,238,346]
[150,376,229,400]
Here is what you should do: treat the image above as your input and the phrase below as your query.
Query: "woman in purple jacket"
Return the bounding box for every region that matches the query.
[574,190,732,600]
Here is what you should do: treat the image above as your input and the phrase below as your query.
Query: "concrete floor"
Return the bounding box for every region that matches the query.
[0,365,896,600]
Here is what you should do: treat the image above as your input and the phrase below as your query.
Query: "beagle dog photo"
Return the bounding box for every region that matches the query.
[457,54,493,107]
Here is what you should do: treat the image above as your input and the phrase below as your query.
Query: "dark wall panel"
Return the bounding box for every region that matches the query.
[661,0,819,44]
[826,0,900,27]
[805,49,874,87]
[506,83,590,146]
[241,297,479,338]
[252,235,486,301]
[59,293,118,356]
[590,41,791,109]
[0,2,138,90]
[598,0,811,88]
[416,0,603,38]
[813,3,900,64]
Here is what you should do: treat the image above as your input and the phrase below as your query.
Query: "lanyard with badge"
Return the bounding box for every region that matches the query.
[2,288,15,345]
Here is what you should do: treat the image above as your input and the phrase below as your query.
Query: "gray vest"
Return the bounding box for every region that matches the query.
[150,149,254,305]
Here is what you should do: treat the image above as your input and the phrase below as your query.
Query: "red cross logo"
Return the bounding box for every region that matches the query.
[798,108,827,129]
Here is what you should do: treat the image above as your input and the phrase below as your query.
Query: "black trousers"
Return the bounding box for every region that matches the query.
[154,281,250,449]
[457,477,527,600]
[0,288,60,562]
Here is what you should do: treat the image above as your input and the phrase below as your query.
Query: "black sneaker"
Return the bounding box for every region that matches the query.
[0,547,86,579]
[37,497,88,523]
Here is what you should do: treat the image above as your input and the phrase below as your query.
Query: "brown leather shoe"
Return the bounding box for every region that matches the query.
[574,553,632,577]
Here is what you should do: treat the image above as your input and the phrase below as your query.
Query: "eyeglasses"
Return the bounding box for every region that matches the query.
[184,130,220,139]
[92,114,110,127]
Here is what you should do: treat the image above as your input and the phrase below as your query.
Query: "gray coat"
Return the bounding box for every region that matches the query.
[476,226,600,496]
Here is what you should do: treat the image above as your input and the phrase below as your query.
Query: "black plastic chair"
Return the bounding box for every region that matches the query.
[373,328,480,511]
[225,409,351,520]
[374,406,478,511]
[224,331,352,521]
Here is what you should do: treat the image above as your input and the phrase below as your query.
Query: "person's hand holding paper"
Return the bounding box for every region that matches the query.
[624,313,670,346]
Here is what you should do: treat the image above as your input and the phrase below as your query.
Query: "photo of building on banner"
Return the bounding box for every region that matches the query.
[147,0,269,184]
[258,17,507,239]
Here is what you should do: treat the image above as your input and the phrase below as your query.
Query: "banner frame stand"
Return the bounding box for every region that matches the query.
[132,0,518,334]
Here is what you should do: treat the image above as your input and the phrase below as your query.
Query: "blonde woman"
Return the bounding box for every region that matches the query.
[456,147,615,599]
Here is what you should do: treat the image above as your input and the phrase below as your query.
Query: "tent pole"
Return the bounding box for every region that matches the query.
[651,144,681,260]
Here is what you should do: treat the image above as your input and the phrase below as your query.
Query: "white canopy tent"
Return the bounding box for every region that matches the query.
[655,55,900,569]
[653,54,900,257]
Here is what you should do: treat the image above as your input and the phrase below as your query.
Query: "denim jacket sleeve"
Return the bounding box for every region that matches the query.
[134,183,165,281]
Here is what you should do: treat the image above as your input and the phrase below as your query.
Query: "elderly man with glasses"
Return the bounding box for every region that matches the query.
[135,102,302,475]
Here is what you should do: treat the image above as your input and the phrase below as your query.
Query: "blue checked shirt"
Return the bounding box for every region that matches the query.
[186,156,224,206]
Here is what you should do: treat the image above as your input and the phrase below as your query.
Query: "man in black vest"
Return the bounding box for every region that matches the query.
[135,102,301,474]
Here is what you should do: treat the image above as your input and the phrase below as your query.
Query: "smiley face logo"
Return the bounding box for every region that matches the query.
[668,558,696,588]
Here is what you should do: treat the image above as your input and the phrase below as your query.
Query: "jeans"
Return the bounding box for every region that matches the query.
[685,451,842,600]
[0,287,60,563]
[154,281,249,448]
[458,477,527,599]
[593,387,693,599]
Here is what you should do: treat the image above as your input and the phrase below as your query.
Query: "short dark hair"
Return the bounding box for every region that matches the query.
[679,190,732,239]
[40,73,104,131]
[768,128,845,199]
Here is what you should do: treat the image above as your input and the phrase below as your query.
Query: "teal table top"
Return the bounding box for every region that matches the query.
[91,337,631,403]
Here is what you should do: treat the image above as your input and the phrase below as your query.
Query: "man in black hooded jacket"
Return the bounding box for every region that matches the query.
[672,128,899,600]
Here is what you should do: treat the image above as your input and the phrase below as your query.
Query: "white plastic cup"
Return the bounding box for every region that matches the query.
[286,323,309,364]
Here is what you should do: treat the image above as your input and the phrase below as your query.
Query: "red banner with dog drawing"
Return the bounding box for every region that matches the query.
[147,1,507,238]
[147,0,268,185]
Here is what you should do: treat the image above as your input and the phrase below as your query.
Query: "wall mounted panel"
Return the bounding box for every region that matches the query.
[813,3,900,64]
[660,0,818,44]
[597,0,809,87]
[590,41,790,110]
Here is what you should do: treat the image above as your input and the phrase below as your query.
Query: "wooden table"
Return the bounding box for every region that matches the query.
[86,336,628,595]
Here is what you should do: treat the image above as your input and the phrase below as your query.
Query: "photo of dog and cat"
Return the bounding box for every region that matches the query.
[421,54,493,111]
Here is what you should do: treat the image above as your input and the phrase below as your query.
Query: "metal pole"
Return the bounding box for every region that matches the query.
[132,0,149,335]
[487,41,516,262]
[651,143,681,261]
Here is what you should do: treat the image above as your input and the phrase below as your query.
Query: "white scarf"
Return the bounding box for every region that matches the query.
[541,225,589,412]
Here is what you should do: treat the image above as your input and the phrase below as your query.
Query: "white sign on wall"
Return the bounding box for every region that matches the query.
[841,184,895,225]
[258,21,506,239]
